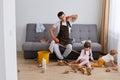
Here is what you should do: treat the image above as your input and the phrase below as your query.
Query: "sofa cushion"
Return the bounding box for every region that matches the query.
[72,43,84,51]
[72,42,102,52]
[91,42,102,51]
[71,24,98,42]
[22,42,49,51]
[26,24,59,42]
[26,24,45,42]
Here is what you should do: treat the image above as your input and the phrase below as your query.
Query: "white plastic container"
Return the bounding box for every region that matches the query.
[42,58,46,72]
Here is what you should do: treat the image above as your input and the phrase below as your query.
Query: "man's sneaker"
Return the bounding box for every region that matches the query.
[57,60,68,66]
[63,58,69,63]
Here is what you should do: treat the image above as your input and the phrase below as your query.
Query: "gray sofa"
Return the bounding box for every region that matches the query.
[22,23,102,60]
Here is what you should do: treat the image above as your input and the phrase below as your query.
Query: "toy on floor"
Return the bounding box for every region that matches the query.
[38,64,42,67]
[105,68,111,72]
[68,60,77,64]
[69,64,80,73]
[86,67,91,75]
[68,64,91,75]
[57,59,92,75]
[40,39,49,43]
[57,60,68,66]
[105,67,118,72]
[112,67,118,71]
[63,70,69,74]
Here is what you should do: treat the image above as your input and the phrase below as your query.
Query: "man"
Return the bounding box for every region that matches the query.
[49,11,78,61]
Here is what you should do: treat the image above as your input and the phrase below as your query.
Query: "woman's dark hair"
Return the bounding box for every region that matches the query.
[84,41,91,56]
[84,41,91,48]
[57,11,64,17]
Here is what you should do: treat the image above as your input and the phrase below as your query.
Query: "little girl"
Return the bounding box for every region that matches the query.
[75,41,94,75]
[92,50,117,67]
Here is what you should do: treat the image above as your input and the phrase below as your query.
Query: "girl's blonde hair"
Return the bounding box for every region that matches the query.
[110,50,117,55]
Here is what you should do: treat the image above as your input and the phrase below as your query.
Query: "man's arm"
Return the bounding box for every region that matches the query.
[68,14,78,22]
[49,26,59,42]
[49,26,55,38]
[75,50,84,63]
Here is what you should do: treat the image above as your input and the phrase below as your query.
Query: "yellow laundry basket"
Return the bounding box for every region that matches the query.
[37,51,50,65]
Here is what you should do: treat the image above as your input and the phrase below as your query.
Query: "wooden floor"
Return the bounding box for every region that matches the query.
[17,52,120,80]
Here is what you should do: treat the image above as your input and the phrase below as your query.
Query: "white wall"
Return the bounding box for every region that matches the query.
[16,0,102,51]
[0,0,6,79]
[0,0,17,80]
